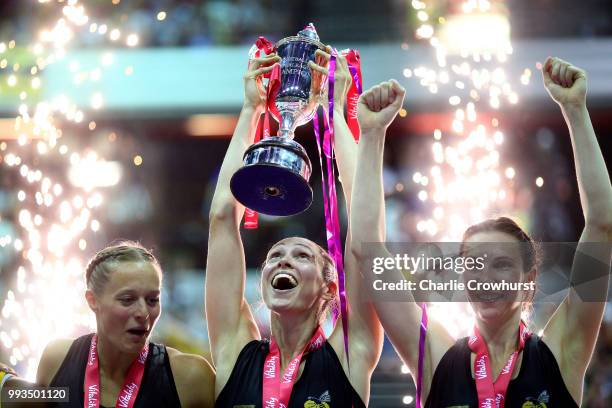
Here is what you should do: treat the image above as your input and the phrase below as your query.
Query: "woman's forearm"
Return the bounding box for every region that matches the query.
[561,103,612,228]
[351,128,386,252]
[209,105,262,223]
[333,111,358,209]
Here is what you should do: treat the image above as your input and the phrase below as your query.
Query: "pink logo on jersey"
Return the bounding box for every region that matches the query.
[88,336,97,366]
[86,384,98,408]
[481,397,494,408]
[501,353,515,375]
[137,347,148,365]
[282,359,299,383]
[265,397,279,408]
[117,382,137,408]
[264,356,278,379]
[475,355,488,380]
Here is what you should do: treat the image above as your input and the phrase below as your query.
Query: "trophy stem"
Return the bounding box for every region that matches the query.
[278,111,297,138]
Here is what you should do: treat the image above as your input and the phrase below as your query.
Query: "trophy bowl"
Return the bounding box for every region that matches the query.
[230,23,326,216]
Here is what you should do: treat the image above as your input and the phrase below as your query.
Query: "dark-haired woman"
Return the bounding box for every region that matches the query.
[351,58,611,407]
[35,242,215,407]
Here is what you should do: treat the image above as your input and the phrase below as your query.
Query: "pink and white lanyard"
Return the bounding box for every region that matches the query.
[84,335,149,408]
[262,327,326,408]
[467,321,530,408]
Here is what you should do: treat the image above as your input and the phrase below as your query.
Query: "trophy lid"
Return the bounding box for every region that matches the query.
[275,23,324,50]
[297,23,320,41]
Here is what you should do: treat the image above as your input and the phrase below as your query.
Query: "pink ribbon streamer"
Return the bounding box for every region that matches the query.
[416,303,428,408]
[312,52,358,367]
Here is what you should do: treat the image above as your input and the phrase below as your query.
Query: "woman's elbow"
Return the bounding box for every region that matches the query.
[584,219,612,241]
[209,200,236,223]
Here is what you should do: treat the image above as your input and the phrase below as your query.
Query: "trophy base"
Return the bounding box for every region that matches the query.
[231,163,313,216]
[230,137,313,216]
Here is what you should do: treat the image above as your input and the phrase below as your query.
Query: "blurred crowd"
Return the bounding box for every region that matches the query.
[0,0,404,47]
[0,0,611,48]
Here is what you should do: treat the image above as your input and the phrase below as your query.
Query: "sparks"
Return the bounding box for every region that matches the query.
[403,0,527,344]
[0,0,133,379]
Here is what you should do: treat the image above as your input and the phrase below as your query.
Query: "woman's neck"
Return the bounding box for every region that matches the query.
[475,307,524,360]
[270,311,320,371]
[96,335,140,384]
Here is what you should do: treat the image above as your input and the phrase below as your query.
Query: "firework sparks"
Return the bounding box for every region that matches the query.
[0,0,137,379]
[407,0,525,242]
[401,0,531,348]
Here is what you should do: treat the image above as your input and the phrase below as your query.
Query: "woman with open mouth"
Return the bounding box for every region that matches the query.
[206,50,402,407]
[31,241,216,407]
[351,57,611,407]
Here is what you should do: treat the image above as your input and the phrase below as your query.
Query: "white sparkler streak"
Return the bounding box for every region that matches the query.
[0,0,136,379]
[407,0,521,241]
[404,1,527,339]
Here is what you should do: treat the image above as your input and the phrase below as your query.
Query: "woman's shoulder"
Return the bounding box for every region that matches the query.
[166,347,214,379]
[428,336,471,382]
[525,335,561,366]
[445,336,471,356]
[166,347,216,408]
[37,335,88,386]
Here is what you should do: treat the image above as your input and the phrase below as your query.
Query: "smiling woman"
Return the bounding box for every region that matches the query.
[263,237,338,324]
[205,50,390,407]
[351,57,612,408]
[33,241,215,408]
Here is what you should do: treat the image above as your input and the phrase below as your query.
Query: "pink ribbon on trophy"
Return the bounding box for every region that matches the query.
[244,36,281,229]
[312,49,362,366]
[343,49,362,141]
[416,303,428,408]
[251,36,275,59]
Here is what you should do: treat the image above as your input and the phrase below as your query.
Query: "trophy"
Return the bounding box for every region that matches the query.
[230,24,326,216]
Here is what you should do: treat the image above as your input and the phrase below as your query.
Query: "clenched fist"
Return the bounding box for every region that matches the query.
[358,79,406,133]
[542,57,587,108]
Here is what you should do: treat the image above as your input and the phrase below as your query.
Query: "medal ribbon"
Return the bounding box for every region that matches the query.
[262,327,326,408]
[468,321,530,408]
[84,335,148,408]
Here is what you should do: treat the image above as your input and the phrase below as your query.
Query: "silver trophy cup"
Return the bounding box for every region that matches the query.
[230,24,325,216]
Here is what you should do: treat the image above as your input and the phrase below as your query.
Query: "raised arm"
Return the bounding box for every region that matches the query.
[331,54,358,207]
[350,80,454,403]
[308,49,357,206]
[205,54,279,386]
[541,57,612,401]
[319,56,385,400]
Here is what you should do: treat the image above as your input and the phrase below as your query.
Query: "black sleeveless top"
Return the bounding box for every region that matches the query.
[49,333,181,408]
[425,336,577,408]
[215,340,365,408]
